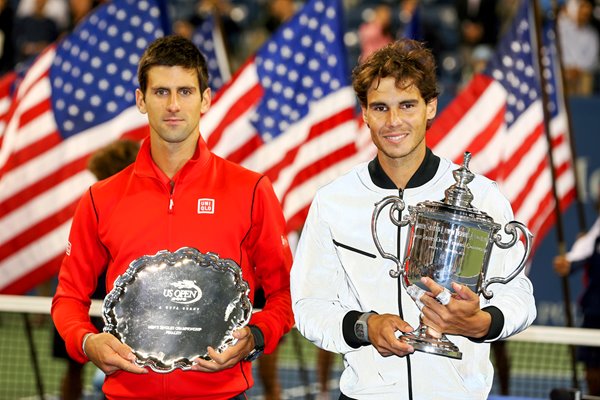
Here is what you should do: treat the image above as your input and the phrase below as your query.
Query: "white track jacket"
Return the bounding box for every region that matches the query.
[291,152,536,400]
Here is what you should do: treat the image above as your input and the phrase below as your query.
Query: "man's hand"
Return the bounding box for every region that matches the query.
[553,255,571,277]
[84,332,148,375]
[191,326,255,372]
[419,277,491,339]
[366,314,415,357]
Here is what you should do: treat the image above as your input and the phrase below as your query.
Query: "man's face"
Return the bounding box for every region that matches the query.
[136,66,210,146]
[362,76,437,165]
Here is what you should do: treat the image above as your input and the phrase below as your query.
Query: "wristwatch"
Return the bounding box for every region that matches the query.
[244,325,265,361]
[354,312,375,344]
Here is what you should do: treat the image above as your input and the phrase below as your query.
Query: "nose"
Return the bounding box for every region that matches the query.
[387,108,402,126]
[167,92,180,112]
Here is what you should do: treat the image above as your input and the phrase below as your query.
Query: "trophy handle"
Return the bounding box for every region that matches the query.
[481,221,533,299]
[371,196,410,279]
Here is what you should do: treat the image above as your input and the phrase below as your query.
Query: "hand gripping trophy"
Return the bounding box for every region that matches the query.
[371,152,532,359]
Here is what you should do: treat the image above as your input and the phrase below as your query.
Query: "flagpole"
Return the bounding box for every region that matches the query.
[549,2,588,229]
[531,0,579,388]
[210,7,232,82]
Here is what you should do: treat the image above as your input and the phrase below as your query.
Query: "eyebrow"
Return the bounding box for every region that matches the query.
[369,99,419,107]
[150,85,197,91]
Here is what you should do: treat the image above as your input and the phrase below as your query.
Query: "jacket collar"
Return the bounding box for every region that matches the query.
[134,134,212,183]
[368,147,440,190]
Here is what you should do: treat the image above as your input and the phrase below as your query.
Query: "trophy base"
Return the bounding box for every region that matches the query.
[399,326,462,360]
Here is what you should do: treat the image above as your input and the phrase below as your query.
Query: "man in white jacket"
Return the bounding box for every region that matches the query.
[290,39,536,400]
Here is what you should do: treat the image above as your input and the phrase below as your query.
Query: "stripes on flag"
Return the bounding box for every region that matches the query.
[428,0,575,249]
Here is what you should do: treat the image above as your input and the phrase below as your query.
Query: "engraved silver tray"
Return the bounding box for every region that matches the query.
[102,247,252,373]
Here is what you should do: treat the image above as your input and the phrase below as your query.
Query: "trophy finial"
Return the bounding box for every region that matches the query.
[444,152,475,208]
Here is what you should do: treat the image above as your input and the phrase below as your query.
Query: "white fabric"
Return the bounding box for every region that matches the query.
[291,157,536,400]
[566,217,600,262]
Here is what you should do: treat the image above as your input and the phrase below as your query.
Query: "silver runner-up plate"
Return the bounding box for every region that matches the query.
[102,247,252,373]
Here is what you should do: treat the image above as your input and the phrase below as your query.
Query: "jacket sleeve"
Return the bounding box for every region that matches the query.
[290,192,362,354]
[245,176,294,354]
[477,181,537,341]
[51,187,109,363]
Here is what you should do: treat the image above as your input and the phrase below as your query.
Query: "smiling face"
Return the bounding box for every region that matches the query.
[136,65,211,149]
[362,76,437,172]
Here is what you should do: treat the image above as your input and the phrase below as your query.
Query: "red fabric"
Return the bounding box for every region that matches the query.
[51,136,293,398]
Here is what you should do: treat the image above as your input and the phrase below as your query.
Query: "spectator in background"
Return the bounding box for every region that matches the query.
[397,0,421,40]
[16,0,70,32]
[358,4,394,62]
[0,0,16,74]
[13,0,59,67]
[171,0,245,72]
[52,139,140,400]
[265,0,297,34]
[557,0,599,96]
[456,0,500,84]
[68,0,106,30]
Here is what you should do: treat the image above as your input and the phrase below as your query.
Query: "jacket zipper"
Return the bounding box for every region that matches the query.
[396,187,405,319]
[396,188,413,400]
[169,180,175,213]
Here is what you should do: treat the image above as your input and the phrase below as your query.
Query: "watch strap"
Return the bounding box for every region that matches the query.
[244,325,265,361]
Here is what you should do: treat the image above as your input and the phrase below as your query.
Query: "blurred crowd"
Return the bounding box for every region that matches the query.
[0,0,599,96]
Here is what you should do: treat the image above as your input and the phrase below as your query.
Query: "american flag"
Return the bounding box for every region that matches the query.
[428,0,575,248]
[0,0,373,294]
[201,0,372,232]
[0,0,165,294]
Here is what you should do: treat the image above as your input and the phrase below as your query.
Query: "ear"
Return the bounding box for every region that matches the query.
[360,107,371,128]
[426,97,438,120]
[135,88,147,114]
[200,87,211,114]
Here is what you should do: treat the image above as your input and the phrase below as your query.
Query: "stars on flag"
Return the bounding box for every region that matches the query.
[50,0,163,138]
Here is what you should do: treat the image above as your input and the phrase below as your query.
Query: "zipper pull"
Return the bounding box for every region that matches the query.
[169,181,175,212]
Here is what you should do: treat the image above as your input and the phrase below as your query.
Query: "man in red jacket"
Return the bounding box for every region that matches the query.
[51,35,294,399]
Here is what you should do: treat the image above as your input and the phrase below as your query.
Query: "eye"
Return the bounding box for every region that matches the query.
[179,88,193,96]
[400,102,418,112]
[372,105,387,112]
[155,88,168,96]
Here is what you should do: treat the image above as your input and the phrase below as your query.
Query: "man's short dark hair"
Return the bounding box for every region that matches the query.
[137,35,209,96]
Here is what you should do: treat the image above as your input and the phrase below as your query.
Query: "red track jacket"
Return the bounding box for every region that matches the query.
[52,136,294,399]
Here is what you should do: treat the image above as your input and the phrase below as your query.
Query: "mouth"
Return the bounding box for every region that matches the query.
[164,118,184,125]
[383,132,408,142]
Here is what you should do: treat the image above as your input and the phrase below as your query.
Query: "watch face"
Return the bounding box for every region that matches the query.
[355,323,366,341]
[245,348,263,362]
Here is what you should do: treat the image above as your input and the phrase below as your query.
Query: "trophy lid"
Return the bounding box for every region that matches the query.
[444,152,475,208]
[409,151,499,230]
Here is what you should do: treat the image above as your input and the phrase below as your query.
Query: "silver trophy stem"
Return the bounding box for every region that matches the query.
[399,325,462,359]
[404,285,463,359]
